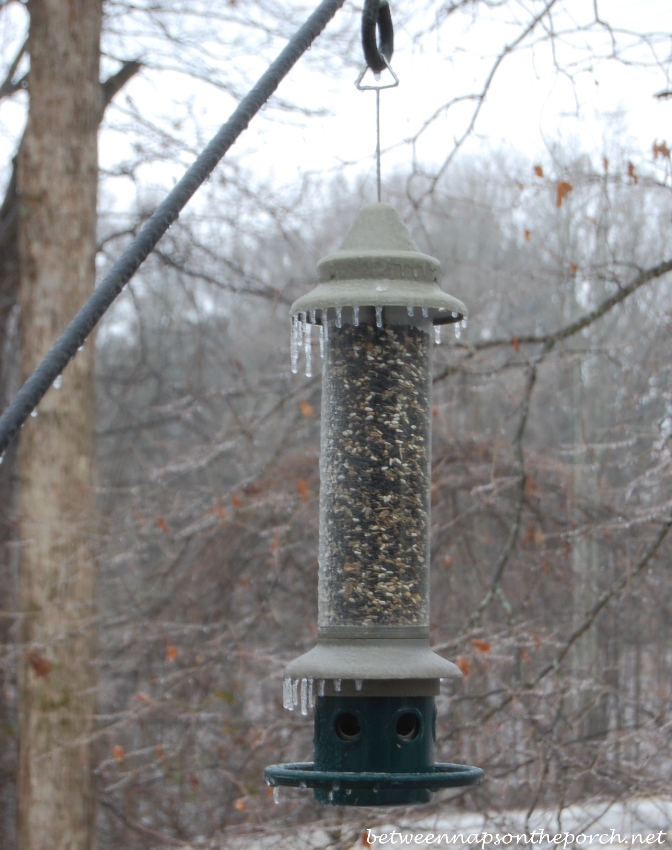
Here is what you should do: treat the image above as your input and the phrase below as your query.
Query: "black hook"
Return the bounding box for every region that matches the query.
[361,0,394,74]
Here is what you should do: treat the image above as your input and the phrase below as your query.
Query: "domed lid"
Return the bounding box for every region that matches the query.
[290,203,467,324]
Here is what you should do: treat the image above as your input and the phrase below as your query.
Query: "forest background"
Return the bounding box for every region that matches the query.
[0,1,672,848]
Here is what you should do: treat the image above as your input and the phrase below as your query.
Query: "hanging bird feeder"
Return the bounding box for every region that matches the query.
[265,203,483,806]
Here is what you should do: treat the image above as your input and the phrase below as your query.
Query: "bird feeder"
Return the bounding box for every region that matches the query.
[265,203,483,806]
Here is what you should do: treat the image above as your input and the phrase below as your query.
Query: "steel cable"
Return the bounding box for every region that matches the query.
[0,0,346,455]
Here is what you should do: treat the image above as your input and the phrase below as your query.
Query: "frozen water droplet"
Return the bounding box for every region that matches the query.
[273,786,281,805]
[336,307,342,329]
[461,318,468,329]
[299,781,307,790]
[454,325,461,340]
[452,312,459,319]
[353,306,360,327]
[318,679,325,697]
[345,789,352,796]
[319,324,325,359]
[407,306,414,317]
[53,374,62,390]
[283,677,293,710]
[300,678,308,715]
[30,409,38,418]
[333,781,340,790]
[355,679,363,691]
[78,345,84,352]
[422,307,429,318]
[328,790,334,802]
[334,678,341,692]
[304,322,312,378]
[292,678,299,708]
[434,325,441,345]
[290,316,299,374]
[375,307,383,328]
[0,455,3,465]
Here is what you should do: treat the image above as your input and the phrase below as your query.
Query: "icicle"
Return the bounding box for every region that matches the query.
[319,324,325,359]
[355,679,363,691]
[283,677,294,710]
[422,307,429,318]
[353,306,360,327]
[336,307,342,328]
[292,678,299,708]
[273,787,281,805]
[53,375,62,390]
[309,309,316,324]
[434,325,442,345]
[454,324,461,340]
[452,312,459,320]
[304,321,312,378]
[407,306,414,317]
[290,316,299,374]
[318,679,325,697]
[0,455,3,466]
[300,678,308,715]
[375,307,383,328]
[328,789,334,802]
[323,313,329,345]
[334,678,341,692]
[461,318,468,329]
[307,677,314,708]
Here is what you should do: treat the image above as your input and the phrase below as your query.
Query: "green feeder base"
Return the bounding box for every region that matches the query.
[264,695,483,806]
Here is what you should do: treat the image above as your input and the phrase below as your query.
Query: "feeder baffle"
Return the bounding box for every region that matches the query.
[265,203,483,806]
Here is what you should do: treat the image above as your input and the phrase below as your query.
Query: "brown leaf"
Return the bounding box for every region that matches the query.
[135,693,151,703]
[432,405,439,418]
[533,165,544,178]
[442,555,453,569]
[533,527,546,546]
[156,516,169,533]
[155,743,165,759]
[569,262,578,275]
[113,745,125,760]
[556,180,573,207]
[653,141,670,159]
[297,479,309,502]
[471,639,491,653]
[516,181,525,191]
[522,524,536,546]
[299,399,314,418]
[627,161,638,184]
[26,650,52,678]
[532,634,541,650]
[456,656,470,676]
[511,336,520,353]
[520,648,531,663]
[523,229,531,242]
[166,645,179,662]
[233,797,247,812]
[231,495,243,508]
[524,473,538,493]
[602,156,609,172]
[271,532,280,553]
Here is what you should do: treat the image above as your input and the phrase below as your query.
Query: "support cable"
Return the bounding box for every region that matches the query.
[0,0,346,456]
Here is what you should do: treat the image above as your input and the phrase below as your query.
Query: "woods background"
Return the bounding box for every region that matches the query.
[0,1,671,848]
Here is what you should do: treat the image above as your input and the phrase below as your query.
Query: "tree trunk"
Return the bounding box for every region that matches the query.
[16,2,102,849]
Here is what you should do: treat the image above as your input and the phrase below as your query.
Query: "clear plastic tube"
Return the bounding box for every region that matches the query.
[318,306,432,638]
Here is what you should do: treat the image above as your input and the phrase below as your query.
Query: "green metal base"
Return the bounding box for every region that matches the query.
[265,695,483,806]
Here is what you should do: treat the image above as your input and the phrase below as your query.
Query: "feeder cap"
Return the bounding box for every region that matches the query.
[284,638,462,681]
[290,203,467,323]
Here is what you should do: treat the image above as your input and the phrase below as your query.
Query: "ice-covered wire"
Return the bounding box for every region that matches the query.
[0,0,346,456]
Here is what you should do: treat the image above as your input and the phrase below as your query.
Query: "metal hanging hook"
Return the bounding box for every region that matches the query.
[361,0,394,73]
[356,0,398,203]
